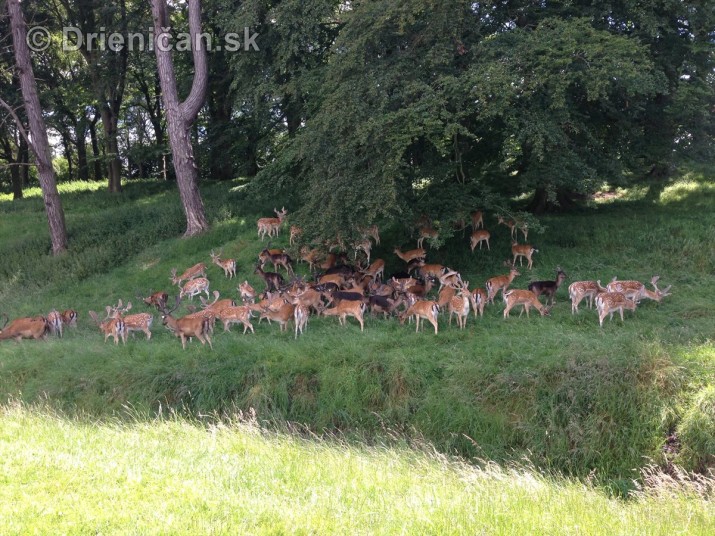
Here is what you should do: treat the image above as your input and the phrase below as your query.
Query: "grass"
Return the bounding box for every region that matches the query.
[1,402,714,535]
[0,169,714,491]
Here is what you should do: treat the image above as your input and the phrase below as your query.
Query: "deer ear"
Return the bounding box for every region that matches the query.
[126,302,132,311]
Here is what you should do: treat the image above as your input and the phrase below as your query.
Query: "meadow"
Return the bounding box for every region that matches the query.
[0,169,714,531]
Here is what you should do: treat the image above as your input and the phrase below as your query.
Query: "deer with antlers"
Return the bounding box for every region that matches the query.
[257,207,288,240]
[607,276,671,304]
[161,298,213,349]
[210,250,237,279]
[0,314,49,342]
[448,282,471,329]
[170,263,206,286]
[486,265,521,304]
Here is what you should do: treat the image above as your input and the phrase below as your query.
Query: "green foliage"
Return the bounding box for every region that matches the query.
[676,386,715,472]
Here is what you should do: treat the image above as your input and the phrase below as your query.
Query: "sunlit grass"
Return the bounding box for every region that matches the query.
[0,179,107,202]
[0,403,713,535]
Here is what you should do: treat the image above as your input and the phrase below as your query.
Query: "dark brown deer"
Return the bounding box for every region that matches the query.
[254,265,285,292]
[527,267,567,305]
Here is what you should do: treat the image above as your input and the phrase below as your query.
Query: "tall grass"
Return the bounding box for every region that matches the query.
[0,171,714,484]
[1,402,713,535]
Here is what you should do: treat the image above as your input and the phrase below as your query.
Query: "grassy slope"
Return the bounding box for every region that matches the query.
[0,172,714,486]
[1,403,714,535]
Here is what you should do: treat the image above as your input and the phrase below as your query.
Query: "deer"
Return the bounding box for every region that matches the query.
[259,248,295,275]
[161,298,213,349]
[448,282,471,329]
[61,309,79,330]
[255,265,286,293]
[139,291,168,311]
[511,242,538,269]
[607,276,671,304]
[415,263,447,280]
[471,210,484,230]
[292,303,310,339]
[210,250,237,279]
[498,216,528,241]
[46,310,63,337]
[353,238,372,265]
[257,207,288,240]
[470,230,491,252]
[596,292,638,327]
[360,224,381,245]
[238,281,257,304]
[437,269,463,291]
[528,267,567,306]
[366,295,399,319]
[200,291,236,315]
[299,247,322,271]
[215,305,255,334]
[289,225,303,246]
[0,314,49,342]
[360,258,385,282]
[568,280,608,314]
[394,247,427,264]
[503,289,550,318]
[469,288,487,318]
[259,302,295,332]
[416,226,439,249]
[88,308,125,345]
[178,277,210,301]
[486,265,520,304]
[170,263,206,286]
[399,299,440,334]
[321,300,366,331]
[111,300,153,341]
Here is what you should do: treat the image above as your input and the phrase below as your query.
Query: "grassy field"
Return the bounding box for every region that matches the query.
[1,402,714,535]
[0,168,714,499]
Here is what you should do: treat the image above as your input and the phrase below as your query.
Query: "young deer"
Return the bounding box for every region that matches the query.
[88,308,125,345]
[210,249,237,279]
[469,288,488,318]
[238,281,257,304]
[448,282,471,329]
[254,265,285,292]
[503,290,550,318]
[528,267,567,305]
[471,210,484,230]
[511,242,538,269]
[485,266,521,304]
[470,230,491,252]
[596,292,637,327]
[568,280,607,314]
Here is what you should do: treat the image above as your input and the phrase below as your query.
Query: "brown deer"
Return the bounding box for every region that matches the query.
[503,290,550,318]
[399,299,440,334]
[511,242,538,269]
[178,277,210,301]
[607,276,671,304]
[161,298,213,349]
[139,291,169,311]
[88,308,125,345]
[470,210,484,230]
[416,226,439,249]
[170,263,206,286]
[486,266,520,304]
[470,230,491,252]
[394,247,427,263]
[111,300,153,341]
[321,300,366,332]
[528,267,567,305]
[257,207,288,240]
[596,292,638,327]
[0,314,49,342]
[568,280,607,314]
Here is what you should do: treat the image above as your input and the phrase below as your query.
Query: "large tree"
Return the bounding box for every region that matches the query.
[5,0,68,254]
[151,0,209,236]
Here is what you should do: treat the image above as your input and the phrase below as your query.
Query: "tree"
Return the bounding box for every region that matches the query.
[150,0,209,236]
[4,0,67,254]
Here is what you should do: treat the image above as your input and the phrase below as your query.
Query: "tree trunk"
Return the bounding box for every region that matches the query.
[89,112,103,181]
[100,105,122,192]
[76,117,89,181]
[151,0,209,236]
[10,162,23,200]
[19,134,28,187]
[7,0,67,254]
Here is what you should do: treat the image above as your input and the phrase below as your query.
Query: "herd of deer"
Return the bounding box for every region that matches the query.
[0,208,671,346]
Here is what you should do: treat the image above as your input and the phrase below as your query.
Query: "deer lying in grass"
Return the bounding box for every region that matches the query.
[0,314,49,342]
[528,267,567,305]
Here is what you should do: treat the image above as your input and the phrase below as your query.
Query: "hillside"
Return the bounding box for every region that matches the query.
[1,169,714,486]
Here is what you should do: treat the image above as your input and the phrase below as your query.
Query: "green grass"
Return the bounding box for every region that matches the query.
[1,402,713,535]
[0,169,714,491]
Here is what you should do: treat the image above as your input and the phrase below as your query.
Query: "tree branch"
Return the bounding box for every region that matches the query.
[179,0,208,123]
[0,97,36,161]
